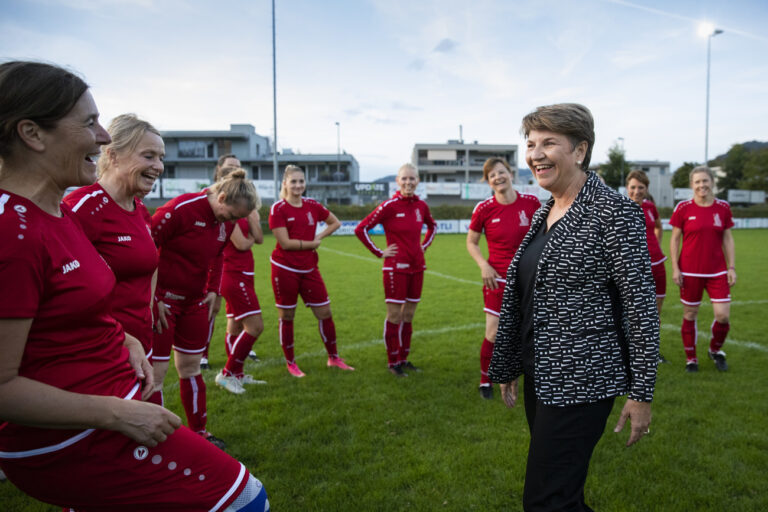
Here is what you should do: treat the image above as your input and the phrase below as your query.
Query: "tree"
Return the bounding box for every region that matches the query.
[716,144,749,198]
[598,143,630,189]
[671,162,698,189]
[738,148,768,192]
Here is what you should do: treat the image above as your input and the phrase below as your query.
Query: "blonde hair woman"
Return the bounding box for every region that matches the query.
[268,165,353,377]
[669,166,736,372]
[354,164,437,377]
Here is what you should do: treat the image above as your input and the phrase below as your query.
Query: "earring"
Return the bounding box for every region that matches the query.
[576,160,582,165]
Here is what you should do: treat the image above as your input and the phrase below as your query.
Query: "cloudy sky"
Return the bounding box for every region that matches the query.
[2,0,766,180]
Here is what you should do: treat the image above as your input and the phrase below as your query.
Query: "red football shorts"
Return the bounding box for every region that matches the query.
[482,278,506,317]
[271,264,330,308]
[153,294,211,360]
[222,271,261,321]
[0,423,247,511]
[680,273,731,305]
[383,270,424,304]
[651,262,667,299]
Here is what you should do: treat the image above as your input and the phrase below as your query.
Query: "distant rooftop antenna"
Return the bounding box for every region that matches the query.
[459,124,464,144]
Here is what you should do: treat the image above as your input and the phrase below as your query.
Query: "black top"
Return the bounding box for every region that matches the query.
[516,218,559,377]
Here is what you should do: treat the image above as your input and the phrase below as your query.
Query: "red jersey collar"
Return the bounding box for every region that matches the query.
[393,191,420,202]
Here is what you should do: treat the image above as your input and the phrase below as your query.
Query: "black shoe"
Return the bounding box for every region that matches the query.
[388,364,408,377]
[479,385,493,400]
[203,432,226,450]
[248,350,260,362]
[401,361,421,373]
[708,350,728,371]
[657,353,669,364]
[685,362,699,373]
[200,357,211,370]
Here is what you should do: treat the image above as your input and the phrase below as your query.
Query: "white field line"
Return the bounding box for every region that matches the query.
[253,322,485,368]
[665,299,768,309]
[317,247,766,354]
[319,247,481,286]
[660,323,767,352]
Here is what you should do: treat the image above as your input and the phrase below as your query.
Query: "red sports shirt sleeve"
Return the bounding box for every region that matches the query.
[355,203,388,257]
[421,204,436,251]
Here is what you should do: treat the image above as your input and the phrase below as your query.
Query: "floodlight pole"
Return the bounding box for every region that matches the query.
[704,28,723,165]
[618,136,625,189]
[272,0,279,201]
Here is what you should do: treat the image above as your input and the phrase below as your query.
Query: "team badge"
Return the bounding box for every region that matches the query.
[415,209,422,223]
[713,213,722,227]
[218,223,227,241]
[519,210,530,226]
[133,446,149,460]
[307,212,315,226]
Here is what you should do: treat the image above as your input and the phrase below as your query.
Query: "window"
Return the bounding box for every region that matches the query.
[164,165,176,178]
[178,141,208,158]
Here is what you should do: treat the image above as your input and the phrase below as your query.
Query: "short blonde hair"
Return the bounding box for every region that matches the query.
[98,114,161,177]
[397,163,418,177]
[690,165,715,184]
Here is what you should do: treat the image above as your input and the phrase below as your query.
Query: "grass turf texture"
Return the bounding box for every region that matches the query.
[2,230,767,511]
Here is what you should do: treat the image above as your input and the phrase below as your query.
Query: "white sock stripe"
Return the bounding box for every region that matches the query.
[318,319,327,343]
[231,331,248,354]
[189,376,199,415]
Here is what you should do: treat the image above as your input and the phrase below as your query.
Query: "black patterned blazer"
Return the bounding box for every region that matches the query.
[488,171,659,406]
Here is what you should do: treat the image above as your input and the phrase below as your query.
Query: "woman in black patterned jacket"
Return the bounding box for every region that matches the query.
[488,103,659,512]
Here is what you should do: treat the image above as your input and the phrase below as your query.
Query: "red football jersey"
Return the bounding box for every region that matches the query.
[355,192,436,274]
[151,192,235,299]
[223,217,254,274]
[268,198,330,272]
[0,190,137,454]
[63,183,158,352]
[641,199,666,265]
[469,193,540,279]
[670,198,734,276]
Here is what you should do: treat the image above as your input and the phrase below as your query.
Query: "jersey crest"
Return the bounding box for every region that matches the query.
[218,223,227,242]
[416,209,422,223]
[713,213,722,227]
[307,212,315,226]
[519,210,530,226]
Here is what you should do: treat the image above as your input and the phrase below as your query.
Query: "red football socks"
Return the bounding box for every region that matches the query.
[681,318,698,362]
[279,319,296,364]
[179,374,207,433]
[480,338,495,385]
[318,317,338,358]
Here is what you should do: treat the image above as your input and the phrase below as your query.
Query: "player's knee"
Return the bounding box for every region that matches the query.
[224,473,270,512]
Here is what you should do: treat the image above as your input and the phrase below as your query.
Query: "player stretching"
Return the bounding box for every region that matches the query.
[152,170,258,448]
[215,165,268,394]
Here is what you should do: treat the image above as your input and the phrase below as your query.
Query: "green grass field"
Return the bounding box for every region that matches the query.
[3,230,767,511]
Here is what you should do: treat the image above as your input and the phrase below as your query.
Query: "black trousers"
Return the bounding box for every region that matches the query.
[522,375,614,512]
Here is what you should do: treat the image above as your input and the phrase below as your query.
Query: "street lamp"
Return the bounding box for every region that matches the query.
[335,121,340,204]
[618,136,625,190]
[700,22,723,165]
[335,121,340,178]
